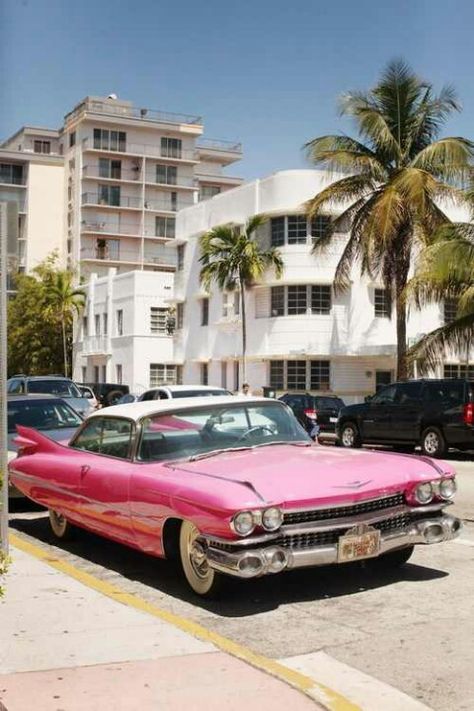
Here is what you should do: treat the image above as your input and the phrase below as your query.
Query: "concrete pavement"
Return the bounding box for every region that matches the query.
[0,545,328,711]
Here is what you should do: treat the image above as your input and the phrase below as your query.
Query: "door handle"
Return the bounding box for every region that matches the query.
[80,465,90,477]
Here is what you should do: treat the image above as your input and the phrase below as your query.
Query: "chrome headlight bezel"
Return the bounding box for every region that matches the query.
[261,506,284,532]
[438,477,457,500]
[231,510,256,536]
[414,481,434,505]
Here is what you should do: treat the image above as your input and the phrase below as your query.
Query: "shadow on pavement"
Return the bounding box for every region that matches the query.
[9,512,448,619]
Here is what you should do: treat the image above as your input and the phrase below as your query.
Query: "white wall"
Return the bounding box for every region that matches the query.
[26,162,65,268]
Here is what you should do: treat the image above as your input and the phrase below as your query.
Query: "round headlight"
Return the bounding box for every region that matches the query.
[414,482,434,504]
[439,477,457,500]
[262,507,283,531]
[232,511,255,536]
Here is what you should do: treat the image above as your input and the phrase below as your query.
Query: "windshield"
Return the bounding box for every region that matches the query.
[7,399,83,432]
[138,401,310,462]
[27,379,82,397]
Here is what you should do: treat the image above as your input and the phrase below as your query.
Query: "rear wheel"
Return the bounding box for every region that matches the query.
[366,545,414,570]
[48,509,75,540]
[339,422,361,448]
[421,426,446,457]
[179,521,224,597]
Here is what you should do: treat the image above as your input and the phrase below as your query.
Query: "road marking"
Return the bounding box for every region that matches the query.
[9,532,359,711]
[281,652,433,711]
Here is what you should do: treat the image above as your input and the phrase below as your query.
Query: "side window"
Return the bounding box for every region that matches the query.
[425,381,464,406]
[8,379,23,394]
[371,384,397,405]
[157,390,169,400]
[72,417,133,459]
[141,390,156,401]
[394,382,423,405]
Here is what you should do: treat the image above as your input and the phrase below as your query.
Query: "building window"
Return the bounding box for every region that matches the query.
[99,158,121,179]
[270,361,285,390]
[69,132,76,147]
[93,129,126,152]
[170,192,177,211]
[287,216,308,245]
[201,298,209,326]
[222,291,240,318]
[444,364,474,379]
[374,288,391,318]
[95,314,101,335]
[103,313,108,335]
[34,140,51,154]
[176,365,183,384]
[82,316,88,337]
[156,164,177,185]
[221,361,227,389]
[177,244,185,271]
[101,365,107,382]
[98,184,121,206]
[155,216,176,239]
[270,217,285,247]
[161,137,182,159]
[311,216,331,243]
[199,185,221,201]
[116,364,122,384]
[0,163,23,185]
[176,303,184,329]
[94,365,99,383]
[444,298,458,324]
[269,360,331,391]
[150,364,179,387]
[310,360,330,390]
[150,307,168,334]
[311,285,331,314]
[287,285,307,315]
[201,363,209,385]
[81,366,87,382]
[117,309,123,336]
[271,286,285,316]
[234,361,240,391]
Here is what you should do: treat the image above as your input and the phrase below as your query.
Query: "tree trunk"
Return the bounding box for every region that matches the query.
[240,276,247,384]
[62,315,68,378]
[395,292,407,380]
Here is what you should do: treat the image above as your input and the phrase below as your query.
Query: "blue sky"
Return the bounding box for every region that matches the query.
[2,0,474,179]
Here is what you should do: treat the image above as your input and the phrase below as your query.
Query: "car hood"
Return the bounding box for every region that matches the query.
[170,444,451,508]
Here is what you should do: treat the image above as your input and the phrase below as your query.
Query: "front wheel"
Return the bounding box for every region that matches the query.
[48,509,75,540]
[179,520,224,597]
[421,426,446,457]
[365,545,414,571]
[339,422,361,448]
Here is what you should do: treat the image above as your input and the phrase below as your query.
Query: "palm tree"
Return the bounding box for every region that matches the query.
[408,223,474,371]
[45,271,85,378]
[199,215,283,383]
[305,59,473,379]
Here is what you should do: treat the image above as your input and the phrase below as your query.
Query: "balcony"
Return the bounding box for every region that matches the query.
[81,247,177,270]
[196,138,242,153]
[144,197,194,212]
[81,336,111,356]
[82,165,142,182]
[66,99,202,126]
[81,192,141,209]
[82,137,199,162]
[0,175,26,187]
[81,221,141,237]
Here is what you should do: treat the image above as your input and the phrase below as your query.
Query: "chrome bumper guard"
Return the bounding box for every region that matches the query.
[204,514,462,579]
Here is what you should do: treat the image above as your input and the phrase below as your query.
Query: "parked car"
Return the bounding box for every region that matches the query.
[337,378,474,457]
[80,383,130,408]
[115,385,232,405]
[7,394,83,497]
[7,375,92,418]
[77,384,98,410]
[279,393,345,438]
[10,396,460,596]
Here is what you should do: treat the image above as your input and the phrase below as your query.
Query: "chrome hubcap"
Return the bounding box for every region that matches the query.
[50,510,67,535]
[188,534,210,579]
[342,427,354,446]
[424,432,439,454]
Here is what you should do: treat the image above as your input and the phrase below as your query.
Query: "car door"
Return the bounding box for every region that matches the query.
[70,416,135,544]
[361,384,397,440]
[390,381,423,441]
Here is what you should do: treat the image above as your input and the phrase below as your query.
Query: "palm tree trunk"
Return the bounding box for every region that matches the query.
[62,315,68,378]
[239,275,247,383]
[395,293,407,380]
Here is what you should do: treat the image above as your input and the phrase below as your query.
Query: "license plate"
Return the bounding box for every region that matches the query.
[338,528,381,562]
[330,417,337,423]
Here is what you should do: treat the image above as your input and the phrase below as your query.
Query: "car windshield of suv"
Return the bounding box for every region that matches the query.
[7,400,83,432]
[28,380,81,397]
[138,402,310,462]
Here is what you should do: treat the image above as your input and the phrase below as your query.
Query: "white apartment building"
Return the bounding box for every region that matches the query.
[0,127,65,294]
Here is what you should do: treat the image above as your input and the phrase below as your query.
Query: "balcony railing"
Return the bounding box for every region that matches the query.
[145,174,196,188]
[82,165,142,181]
[81,193,142,208]
[144,197,193,212]
[81,336,111,355]
[66,99,202,126]
[81,247,177,268]
[82,137,198,161]
[81,221,141,236]
[0,175,26,186]
[196,138,242,153]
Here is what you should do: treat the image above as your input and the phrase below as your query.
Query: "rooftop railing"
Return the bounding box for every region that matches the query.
[196,138,242,153]
[66,99,202,126]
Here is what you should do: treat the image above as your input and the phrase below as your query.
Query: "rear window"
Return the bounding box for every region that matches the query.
[7,400,83,432]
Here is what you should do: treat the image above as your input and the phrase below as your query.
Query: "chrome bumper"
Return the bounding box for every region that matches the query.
[204,514,462,579]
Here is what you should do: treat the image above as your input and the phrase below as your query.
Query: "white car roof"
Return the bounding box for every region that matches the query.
[87,395,270,423]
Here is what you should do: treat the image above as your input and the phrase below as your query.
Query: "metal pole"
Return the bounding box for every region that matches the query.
[0,203,9,555]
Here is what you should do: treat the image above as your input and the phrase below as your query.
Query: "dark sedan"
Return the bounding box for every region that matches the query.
[7,395,83,497]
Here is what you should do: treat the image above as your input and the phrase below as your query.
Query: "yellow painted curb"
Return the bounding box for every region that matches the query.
[10,532,360,711]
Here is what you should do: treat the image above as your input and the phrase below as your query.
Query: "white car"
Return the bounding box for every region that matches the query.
[77,385,99,410]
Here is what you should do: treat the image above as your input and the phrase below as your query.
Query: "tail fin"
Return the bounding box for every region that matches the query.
[14,425,66,455]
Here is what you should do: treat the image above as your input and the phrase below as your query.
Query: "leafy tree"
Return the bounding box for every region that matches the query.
[42,270,85,378]
[305,59,473,379]
[408,223,474,370]
[199,216,283,382]
[7,255,84,377]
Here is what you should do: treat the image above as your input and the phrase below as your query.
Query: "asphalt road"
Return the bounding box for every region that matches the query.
[7,451,474,711]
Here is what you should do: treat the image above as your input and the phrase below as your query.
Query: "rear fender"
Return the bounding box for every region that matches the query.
[14,425,67,456]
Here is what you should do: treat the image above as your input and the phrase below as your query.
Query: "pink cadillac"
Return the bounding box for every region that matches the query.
[9,396,461,596]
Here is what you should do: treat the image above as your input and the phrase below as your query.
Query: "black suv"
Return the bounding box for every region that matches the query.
[279,393,345,436]
[337,379,474,457]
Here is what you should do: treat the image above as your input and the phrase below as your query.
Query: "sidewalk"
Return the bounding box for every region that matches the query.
[0,546,322,711]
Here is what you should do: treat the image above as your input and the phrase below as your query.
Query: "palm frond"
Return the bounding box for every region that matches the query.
[408,312,474,373]
[410,137,474,182]
[306,174,375,220]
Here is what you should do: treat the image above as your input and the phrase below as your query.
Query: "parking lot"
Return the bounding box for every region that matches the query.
[7,451,474,711]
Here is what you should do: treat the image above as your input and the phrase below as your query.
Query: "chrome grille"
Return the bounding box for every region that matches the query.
[277,513,411,549]
[283,493,405,526]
